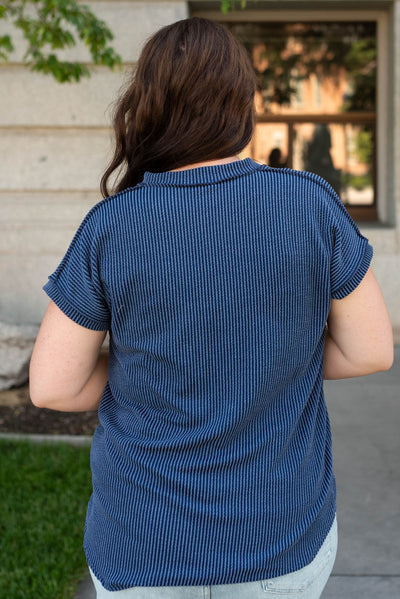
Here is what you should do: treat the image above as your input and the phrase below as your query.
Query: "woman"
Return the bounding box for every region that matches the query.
[29,17,393,599]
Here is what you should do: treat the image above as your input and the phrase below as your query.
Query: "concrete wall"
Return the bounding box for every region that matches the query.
[1,0,399,340]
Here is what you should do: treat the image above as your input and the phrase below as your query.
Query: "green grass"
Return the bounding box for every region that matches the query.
[0,440,92,599]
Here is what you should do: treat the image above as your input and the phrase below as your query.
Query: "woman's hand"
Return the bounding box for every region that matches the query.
[324,267,393,379]
[29,300,108,411]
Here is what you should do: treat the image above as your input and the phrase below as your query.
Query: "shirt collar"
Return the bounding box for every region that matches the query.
[142,158,263,187]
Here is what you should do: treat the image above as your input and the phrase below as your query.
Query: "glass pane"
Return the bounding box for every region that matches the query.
[227,22,376,115]
[292,123,374,206]
[242,123,288,166]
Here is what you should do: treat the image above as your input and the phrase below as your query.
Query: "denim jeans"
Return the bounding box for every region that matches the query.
[89,516,337,599]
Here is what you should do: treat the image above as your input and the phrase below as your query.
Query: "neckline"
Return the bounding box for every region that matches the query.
[141,158,264,187]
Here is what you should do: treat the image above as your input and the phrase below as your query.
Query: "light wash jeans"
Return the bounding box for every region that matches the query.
[89,516,337,599]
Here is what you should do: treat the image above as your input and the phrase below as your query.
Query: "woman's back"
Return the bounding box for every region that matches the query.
[44,158,370,589]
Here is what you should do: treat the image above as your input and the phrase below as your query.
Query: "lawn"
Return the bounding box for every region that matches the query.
[0,439,92,599]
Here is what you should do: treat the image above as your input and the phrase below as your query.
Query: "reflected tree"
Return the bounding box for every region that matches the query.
[227,21,376,113]
[219,2,376,113]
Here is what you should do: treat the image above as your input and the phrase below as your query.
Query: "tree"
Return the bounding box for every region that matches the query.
[0,0,121,82]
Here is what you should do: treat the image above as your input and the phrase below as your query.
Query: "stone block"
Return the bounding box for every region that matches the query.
[0,129,112,191]
[0,191,98,228]
[0,224,83,256]
[0,322,39,390]
[0,253,57,325]
[0,67,125,127]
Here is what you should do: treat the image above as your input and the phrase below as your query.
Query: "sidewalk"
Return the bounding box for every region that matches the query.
[74,347,400,598]
[323,345,400,598]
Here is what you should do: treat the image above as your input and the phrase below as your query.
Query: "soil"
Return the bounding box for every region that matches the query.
[0,385,99,435]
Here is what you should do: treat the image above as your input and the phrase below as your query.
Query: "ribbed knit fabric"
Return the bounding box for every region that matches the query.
[44,158,372,591]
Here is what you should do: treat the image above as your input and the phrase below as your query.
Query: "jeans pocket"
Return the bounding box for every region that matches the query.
[260,520,337,595]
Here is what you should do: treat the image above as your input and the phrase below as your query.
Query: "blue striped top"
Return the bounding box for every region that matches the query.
[44,158,372,590]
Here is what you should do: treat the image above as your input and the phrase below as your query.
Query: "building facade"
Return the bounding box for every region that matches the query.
[0,0,399,340]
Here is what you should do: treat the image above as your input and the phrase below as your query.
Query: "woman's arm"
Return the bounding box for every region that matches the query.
[324,267,393,380]
[29,300,108,411]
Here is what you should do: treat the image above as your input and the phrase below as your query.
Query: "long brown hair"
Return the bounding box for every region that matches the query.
[100,17,256,197]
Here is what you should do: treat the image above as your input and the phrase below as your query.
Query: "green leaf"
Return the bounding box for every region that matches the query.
[4,0,122,82]
[0,35,14,54]
[220,0,251,12]
[220,0,231,13]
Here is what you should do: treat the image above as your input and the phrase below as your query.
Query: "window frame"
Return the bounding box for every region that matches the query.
[192,6,390,224]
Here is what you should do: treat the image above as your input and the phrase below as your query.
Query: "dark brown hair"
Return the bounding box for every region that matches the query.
[100,17,256,197]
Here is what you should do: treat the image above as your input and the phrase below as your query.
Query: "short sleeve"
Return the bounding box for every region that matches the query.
[43,208,111,331]
[324,184,373,299]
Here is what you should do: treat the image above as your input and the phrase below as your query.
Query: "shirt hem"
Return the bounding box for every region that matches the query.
[43,280,110,331]
[331,242,373,299]
[84,500,337,591]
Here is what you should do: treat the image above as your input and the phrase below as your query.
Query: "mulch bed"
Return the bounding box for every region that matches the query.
[0,385,99,436]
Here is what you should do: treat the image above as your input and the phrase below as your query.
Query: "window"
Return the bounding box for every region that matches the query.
[225,21,377,220]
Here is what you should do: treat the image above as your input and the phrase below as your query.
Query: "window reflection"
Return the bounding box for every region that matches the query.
[294,123,374,205]
[229,21,377,214]
[242,123,288,167]
[301,124,342,195]
[268,148,287,169]
[245,121,374,206]
[229,21,376,115]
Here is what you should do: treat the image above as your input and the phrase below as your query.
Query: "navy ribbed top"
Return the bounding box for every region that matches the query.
[44,158,372,590]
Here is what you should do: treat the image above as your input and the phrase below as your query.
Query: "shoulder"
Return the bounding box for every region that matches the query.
[256,163,338,199]
[253,164,342,223]
[254,165,366,241]
[77,186,144,232]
